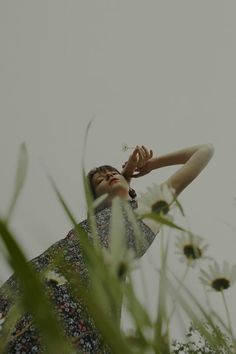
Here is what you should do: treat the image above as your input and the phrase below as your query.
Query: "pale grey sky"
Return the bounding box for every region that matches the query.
[0,0,236,342]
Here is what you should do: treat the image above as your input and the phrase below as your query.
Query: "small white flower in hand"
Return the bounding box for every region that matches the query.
[122,143,135,152]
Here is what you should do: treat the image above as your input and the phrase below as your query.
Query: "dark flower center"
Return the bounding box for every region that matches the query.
[183,245,202,260]
[47,279,59,286]
[117,262,128,280]
[211,278,230,291]
[151,200,169,214]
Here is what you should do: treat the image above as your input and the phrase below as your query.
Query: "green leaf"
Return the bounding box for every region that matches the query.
[0,301,23,352]
[47,176,134,353]
[140,212,187,232]
[124,273,153,330]
[122,201,148,257]
[166,271,233,353]
[171,194,185,217]
[61,264,134,354]
[92,193,108,210]
[0,220,74,354]
[153,231,170,354]
[81,117,100,246]
[5,142,28,224]
[110,197,126,266]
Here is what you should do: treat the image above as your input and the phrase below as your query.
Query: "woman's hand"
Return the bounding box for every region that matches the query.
[121,145,153,181]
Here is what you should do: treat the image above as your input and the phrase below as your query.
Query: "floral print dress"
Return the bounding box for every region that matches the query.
[0,200,157,353]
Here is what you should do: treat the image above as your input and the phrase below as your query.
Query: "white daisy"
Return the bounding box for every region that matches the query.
[117,249,139,280]
[45,270,68,286]
[199,261,236,291]
[101,248,139,280]
[0,312,5,332]
[175,232,210,267]
[137,182,176,216]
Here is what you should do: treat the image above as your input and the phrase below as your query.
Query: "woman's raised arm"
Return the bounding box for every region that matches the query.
[121,143,215,198]
[158,143,215,197]
[133,143,214,197]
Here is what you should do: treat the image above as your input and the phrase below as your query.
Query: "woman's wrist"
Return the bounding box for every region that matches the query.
[121,164,135,182]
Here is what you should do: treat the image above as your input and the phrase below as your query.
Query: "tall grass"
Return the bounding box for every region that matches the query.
[0,140,235,353]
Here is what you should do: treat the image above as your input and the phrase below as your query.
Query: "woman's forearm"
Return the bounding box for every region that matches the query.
[149,143,214,171]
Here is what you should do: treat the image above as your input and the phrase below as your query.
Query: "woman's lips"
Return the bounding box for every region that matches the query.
[109,178,119,185]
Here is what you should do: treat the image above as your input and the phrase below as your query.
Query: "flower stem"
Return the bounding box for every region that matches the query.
[221,289,234,339]
[166,265,189,327]
[160,226,164,264]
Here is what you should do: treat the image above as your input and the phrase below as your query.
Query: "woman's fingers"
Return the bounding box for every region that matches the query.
[132,146,140,158]
[137,145,153,166]
[129,146,140,165]
[141,145,149,159]
[142,145,153,159]
[123,145,153,169]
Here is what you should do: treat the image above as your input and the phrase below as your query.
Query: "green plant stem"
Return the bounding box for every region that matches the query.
[160,226,164,264]
[221,289,234,340]
[166,265,189,328]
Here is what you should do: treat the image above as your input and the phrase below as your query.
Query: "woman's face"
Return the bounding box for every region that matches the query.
[91,169,130,200]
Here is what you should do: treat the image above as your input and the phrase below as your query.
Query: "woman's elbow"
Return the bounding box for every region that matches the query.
[203,143,215,158]
[207,143,214,152]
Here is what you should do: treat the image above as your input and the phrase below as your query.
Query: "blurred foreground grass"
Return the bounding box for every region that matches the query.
[0,142,235,354]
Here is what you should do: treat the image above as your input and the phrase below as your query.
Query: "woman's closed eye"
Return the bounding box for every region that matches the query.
[96,178,103,185]
[96,172,119,185]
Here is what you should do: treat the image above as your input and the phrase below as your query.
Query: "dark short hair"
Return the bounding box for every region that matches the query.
[87,165,137,200]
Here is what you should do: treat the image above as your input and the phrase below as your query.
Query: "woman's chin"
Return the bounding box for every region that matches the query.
[111,185,129,198]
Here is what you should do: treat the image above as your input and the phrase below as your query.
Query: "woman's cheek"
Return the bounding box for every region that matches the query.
[97,183,108,195]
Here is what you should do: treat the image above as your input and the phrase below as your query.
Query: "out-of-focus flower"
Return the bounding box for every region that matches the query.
[117,249,139,280]
[101,248,138,280]
[45,270,68,286]
[137,182,176,216]
[175,232,210,267]
[199,261,236,291]
[135,183,176,233]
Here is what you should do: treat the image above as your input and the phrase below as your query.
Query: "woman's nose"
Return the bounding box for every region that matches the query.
[106,172,114,180]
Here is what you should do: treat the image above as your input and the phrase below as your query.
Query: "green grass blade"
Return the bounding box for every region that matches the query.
[124,273,153,329]
[171,194,185,217]
[140,212,187,232]
[82,167,100,246]
[81,117,100,246]
[166,271,234,353]
[47,176,135,353]
[110,197,126,265]
[5,142,28,224]
[0,301,23,352]
[60,263,134,354]
[123,201,149,257]
[153,230,171,354]
[0,220,74,354]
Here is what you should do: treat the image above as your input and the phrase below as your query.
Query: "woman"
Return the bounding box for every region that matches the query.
[0,143,214,353]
